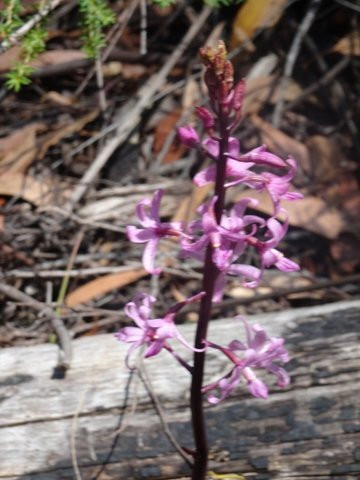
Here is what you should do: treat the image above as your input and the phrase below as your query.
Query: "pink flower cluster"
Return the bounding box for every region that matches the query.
[115,292,205,367]
[116,41,302,404]
[202,318,290,402]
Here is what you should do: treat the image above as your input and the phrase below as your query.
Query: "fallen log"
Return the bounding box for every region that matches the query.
[1,299,360,479]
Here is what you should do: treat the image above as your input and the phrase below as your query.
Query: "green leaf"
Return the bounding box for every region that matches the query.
[5,63,34,91]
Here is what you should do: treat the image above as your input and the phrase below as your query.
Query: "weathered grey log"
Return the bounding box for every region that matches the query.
[1,299,360,479]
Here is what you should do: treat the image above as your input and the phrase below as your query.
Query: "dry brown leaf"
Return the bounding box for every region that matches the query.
[243,76,302,116]
[153,108,186,164]
[102,62,147,79]
[120,63,147,80]
[37,109,99,159]
[0,123,45,174]
[235,189,345,240]
[0,46,22,73]
[332,31,360,57]
[31,49,86,68]
[41,91,76,106]
[231,0,287,48]
[101,61,123,76]
[306,135,344,182]
[172,184,213,224]
[251,114,311,174]
[325,172,360,221]
[65,268,148,308]
[0,172,60,206]
[0,48,86,73]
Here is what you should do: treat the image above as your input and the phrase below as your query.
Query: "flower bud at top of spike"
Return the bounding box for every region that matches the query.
[199,40,234,103]
[195,107,215,129]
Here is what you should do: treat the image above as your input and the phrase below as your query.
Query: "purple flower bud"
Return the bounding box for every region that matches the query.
[232,79,245,111]
[195,106,215,129]
[177,125,199,148]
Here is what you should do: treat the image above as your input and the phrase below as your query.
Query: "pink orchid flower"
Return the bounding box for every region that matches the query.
[202,318,290,403]
[126,189,188,274]
[181,197,263,271]
[194,141,288,188]
[236,158,304,213]
[194,137,254,187]
[181,197,264,301]
[115,292,205,366]
[258,217,300,273]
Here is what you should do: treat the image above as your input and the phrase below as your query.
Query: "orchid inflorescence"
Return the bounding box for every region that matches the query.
[116,40,303,476]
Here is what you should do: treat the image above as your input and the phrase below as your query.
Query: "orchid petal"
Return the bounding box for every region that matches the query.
[136,198,156,228]
[213,271,226,303]
[193,165,216,186]
[178,125,199,147]
[142,238,161,274]
[203,137,219,157]
[248,378,268,399]
[115,326,144,343]
[150,190,163,223]
[126,226,155,243]
[145,340,164,358]
[228,137,240,157]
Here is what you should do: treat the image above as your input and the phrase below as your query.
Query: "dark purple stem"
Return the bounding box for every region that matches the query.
[190,108,229,480]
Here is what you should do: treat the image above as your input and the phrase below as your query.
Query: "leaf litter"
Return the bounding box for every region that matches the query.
[0,1,359,349]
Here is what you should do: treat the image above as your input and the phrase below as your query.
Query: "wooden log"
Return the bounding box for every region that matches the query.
[1,299,360,479]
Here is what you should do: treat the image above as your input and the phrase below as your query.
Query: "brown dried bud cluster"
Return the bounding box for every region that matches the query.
[199,40,234,106]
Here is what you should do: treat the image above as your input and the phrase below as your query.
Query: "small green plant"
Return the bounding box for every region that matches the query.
[78,0,115,58]
[5,26,47,91]
[0,0,23,36]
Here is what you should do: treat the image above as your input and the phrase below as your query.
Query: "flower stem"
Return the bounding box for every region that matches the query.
[190,109,228,479]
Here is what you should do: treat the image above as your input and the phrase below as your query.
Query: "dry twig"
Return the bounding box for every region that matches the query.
[0,282,72,369]
[272,0,322,127]
[138,360,193,468]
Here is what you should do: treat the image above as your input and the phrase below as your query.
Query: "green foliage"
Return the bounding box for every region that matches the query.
[4,25,47,91]
[78,0,115,58]
[22,26,47,60]
[0,0,23,37]
[151,0,176,6]
[5,63,33,91]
